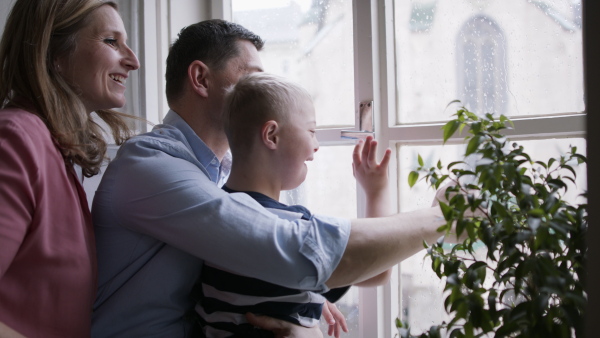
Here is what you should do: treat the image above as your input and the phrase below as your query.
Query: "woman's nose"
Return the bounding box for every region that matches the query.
[122,46,140,71]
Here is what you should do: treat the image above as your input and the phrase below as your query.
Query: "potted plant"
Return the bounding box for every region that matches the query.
[397,104,587,337]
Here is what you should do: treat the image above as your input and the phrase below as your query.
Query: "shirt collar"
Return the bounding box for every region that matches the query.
[162,110,231,185]
[222,186,313,220]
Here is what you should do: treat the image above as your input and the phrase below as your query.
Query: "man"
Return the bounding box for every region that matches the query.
[91,20,446,337]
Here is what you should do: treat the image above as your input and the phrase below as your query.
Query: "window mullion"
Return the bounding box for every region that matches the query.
[354,0,401,337]
[388,114,586,145]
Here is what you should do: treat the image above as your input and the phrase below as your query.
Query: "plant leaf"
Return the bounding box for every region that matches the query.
[408,171,419,188]
[443,120,460,143]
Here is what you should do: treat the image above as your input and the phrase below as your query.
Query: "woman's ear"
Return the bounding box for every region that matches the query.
[261,120,279,150]
[188,60,210,97]
[54,55,67,75]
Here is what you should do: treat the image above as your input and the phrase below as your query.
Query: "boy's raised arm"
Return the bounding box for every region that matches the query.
[351,136,394,287]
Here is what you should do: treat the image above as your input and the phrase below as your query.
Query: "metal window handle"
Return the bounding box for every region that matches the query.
[341,100,375,139]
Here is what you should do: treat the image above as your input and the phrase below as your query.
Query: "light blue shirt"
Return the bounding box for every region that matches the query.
[91,110,351,337]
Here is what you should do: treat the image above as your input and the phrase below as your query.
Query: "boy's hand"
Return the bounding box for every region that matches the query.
[321,301,349,338]
[352,136,392,200]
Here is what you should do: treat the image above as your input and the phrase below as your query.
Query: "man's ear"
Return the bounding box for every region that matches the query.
[188,60,210,97]
[261,120,279,150]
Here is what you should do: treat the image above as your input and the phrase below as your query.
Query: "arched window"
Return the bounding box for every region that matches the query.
[458,15,507,115]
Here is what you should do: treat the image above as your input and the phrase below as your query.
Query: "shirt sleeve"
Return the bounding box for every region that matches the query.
[93,136,351,292]
[0,120,36,279]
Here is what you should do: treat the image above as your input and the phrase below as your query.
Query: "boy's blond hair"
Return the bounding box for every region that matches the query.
[223,72,312,156]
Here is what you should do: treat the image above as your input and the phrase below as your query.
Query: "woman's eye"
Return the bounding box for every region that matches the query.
[104,39,117,47]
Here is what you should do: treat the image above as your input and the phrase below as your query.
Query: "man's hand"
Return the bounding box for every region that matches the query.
[321,301,348,338]
[246,313,324,338]
[432,183,454,207]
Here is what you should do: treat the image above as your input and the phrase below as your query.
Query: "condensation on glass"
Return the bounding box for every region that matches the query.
[396,137,587,334]
[281,145,360,336]
[395,0,584,124]
[232,0,355,127]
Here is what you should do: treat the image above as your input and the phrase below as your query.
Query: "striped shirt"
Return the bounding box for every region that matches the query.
[196,187,349,338]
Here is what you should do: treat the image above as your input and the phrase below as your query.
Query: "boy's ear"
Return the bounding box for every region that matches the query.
[188,60,210,97]
[261,120,279,150]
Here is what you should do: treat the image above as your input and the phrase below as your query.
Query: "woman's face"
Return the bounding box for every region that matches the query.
[57,5,139,113]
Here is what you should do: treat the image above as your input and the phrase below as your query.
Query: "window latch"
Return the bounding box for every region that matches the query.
[341,100,375,139]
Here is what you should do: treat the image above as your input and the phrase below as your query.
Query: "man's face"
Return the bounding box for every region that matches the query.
[209,40,263,123]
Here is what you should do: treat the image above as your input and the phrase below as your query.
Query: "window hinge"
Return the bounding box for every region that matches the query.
[341,100,375,139]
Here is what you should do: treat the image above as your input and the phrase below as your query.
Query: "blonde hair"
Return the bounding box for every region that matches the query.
[0,0,133,177]
[223,72,312,156]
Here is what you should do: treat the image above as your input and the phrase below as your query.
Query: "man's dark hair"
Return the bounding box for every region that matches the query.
[165,19,264,105]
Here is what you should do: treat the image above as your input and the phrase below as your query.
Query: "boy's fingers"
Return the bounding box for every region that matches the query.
[367,139,378,164]
[339,315,349,332]
[361,136,373,161]
[353,139,364,165]
[379,148,392,169]
[321,302,335,325]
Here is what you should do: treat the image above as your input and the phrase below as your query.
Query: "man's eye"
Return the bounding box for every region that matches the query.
[104,39,117,46]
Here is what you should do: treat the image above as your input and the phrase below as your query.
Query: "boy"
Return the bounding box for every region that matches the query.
[196,73,393,337]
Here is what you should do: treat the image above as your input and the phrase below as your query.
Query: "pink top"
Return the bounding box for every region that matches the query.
[0,108,96,337]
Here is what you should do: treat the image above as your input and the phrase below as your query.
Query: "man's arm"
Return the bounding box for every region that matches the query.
[327,206,444,288]
[97,136,349,292]
[99,132,445,292]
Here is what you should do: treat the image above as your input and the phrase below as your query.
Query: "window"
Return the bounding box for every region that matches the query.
[394,0,585,335]
[232,1,362,336]
[232,0,355,127]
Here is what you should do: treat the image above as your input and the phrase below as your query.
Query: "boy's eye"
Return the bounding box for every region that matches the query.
[104,38,117,47]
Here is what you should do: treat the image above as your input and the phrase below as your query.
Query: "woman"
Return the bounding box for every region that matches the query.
[0,0,139,336]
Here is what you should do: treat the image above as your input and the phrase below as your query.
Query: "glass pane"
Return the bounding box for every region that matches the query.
[232,0,355,127]
[280,145,360,337]
[0,1,17,32]
[395,0,584,124]
[396,138,587,334]
[113,0,141,121]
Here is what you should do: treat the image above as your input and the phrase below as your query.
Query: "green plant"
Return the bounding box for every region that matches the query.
[397,104,587,338]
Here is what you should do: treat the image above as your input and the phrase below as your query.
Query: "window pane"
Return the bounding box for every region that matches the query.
[232,0,355,127]
[284,145,357,218]
[395,0,584,124]
[113,0,141,121]
[280,145,360,337]
[396,138,586,333]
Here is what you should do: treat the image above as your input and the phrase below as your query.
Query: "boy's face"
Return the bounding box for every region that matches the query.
[277,98,319,191]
